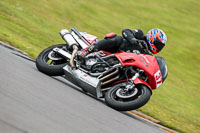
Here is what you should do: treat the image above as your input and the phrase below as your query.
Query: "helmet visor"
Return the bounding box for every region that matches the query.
[154,38,165,52]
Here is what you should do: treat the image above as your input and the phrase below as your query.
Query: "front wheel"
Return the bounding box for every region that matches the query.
[105,82,151,111]
[36,44,69,76]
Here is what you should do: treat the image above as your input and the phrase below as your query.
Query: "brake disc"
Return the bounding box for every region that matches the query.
[116,88,138,99]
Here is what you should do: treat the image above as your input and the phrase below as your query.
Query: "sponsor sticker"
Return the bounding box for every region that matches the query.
[154,70,162,88]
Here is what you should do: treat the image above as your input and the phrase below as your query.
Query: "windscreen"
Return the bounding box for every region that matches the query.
[155,56,168,82]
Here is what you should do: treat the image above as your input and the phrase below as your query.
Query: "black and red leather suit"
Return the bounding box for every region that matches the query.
[91,29,151,54]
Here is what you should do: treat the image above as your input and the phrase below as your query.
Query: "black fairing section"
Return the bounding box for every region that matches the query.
[155,56,168,82]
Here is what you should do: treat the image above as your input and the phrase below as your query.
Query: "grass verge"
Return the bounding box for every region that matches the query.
[0,0,200,132]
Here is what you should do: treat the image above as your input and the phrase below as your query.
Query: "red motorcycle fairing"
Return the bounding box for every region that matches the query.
[113,78,152,92]
[133,77,152,92]
[113,51,162,90]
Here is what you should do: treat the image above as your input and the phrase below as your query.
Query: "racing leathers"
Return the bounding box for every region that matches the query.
[90,29,151,55]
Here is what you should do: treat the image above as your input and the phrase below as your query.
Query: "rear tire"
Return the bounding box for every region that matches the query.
[36,44,68,76]
[105,83,151,111]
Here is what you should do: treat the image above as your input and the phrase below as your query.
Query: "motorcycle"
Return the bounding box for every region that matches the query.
[36,27,168,111]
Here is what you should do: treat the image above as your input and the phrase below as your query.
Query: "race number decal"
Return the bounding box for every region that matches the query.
[154,70,162,88]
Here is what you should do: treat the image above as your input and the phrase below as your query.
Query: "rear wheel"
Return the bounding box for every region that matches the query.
[36,44,69,76]
[105,82,151,111]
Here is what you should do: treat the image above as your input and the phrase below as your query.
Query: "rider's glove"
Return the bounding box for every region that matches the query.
[136,40,149,50]
[129,38,138,45]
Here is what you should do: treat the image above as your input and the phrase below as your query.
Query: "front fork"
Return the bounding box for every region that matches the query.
[124,73,140,92]
[125,71,152,93]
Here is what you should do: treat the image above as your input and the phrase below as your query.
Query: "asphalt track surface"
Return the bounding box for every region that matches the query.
[0,45,165,133]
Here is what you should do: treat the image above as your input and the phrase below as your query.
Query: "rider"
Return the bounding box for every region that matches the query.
[78,28,167,58]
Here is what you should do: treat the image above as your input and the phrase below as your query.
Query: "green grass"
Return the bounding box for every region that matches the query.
[0,0,200,132]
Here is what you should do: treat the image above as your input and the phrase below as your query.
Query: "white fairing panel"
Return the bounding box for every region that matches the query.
[154,70,162,88]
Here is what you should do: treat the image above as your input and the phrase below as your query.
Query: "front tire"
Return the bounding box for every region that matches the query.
[36,44,68,76]
[105,82,151,111]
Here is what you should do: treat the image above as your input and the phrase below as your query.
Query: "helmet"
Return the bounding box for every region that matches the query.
[146,29,167,54]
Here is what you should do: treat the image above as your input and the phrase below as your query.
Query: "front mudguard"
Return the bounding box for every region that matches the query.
[133,78,152,94]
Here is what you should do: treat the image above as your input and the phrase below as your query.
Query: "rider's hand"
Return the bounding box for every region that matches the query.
[136,40,149,49]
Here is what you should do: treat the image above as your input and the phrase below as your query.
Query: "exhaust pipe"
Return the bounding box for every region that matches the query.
[98,64,121,79]
[100,68,119,81]
[60,29,77,48]
[70,45,78,69]
[99,67,120,87]
[101,75,120,86]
